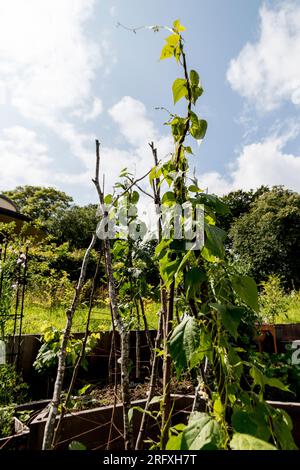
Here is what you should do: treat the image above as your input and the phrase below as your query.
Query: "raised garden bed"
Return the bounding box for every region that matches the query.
[27,395,300,450]
[29,394,196,450]
[6,331,156,399]
[0,417,29,450]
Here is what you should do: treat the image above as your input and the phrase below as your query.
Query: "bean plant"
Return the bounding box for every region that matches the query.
[43,19,298,451]
[148,19,297,451]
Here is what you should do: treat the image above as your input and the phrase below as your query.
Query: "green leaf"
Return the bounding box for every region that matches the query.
[128,407,134,423]
[175,250,193,277]
[190,113,207,140]
[149,395,163,405]
[172,423,187,431]
[149,166,162,183]
[119,167,129,177]
[160,257,182,287]
[247,402,271,442]
[188,184,202,192]
[201,246,220,263]
[169,316,201,374]
[162,191,176,205]
[190,73,203,104]
[172,78,188,104]
[272,408,298,450]
[166,432,183,450]
[231,275,259,312]
[160,44,174,60]
[78,384,92,396]
[191,86,203,104]
[173,19,186,32]
[249,366,266,392]
[230,433,277,450]
[165,34,180,46]
[170,116,187,141]
[181,412,224,450]
[203,223,226,260]
[131,190,139,204]
[129,406,155,423]
[197,193,229,215]
[104,194,113,204]
[185,267,206,299]
[210,304,244,339]
[231,410,258,436]
[190,120,207,140]
[265,377,290,392]
[190,70,199,86]
[155,238,172,259]
[185,146,193,154]
[68,441,87,450]
[213,397,223,417]
[250,365,290,393]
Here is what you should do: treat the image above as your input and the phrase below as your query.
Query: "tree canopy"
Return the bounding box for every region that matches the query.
[219,186,269,234]
[229,186,300,289]
[3,186,73,227]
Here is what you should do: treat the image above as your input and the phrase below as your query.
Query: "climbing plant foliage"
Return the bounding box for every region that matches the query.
[147,19,297,450]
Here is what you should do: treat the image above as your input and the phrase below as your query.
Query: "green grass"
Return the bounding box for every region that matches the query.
[6,300,160,334]
[6,290,299,334]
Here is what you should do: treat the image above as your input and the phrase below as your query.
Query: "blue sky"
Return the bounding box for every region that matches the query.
[0,0,299,205]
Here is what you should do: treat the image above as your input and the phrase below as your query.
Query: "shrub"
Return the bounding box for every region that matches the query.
[0,407,14,438]
[0,364,29,406]
[33,326,100,374]
[259,274,288,323]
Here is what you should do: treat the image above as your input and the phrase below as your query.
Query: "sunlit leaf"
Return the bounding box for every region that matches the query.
[169,316,201,374]
[181,412,224,450]
[231,275,259,312]
[173,19,186,32]
[172,78,188,104]
[230,433,276,450]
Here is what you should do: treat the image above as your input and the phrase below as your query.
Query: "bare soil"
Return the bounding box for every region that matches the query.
[76,377,195,409]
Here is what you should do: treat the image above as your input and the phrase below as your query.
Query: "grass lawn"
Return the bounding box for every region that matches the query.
[6,300,160,334]
[5,291,300,334]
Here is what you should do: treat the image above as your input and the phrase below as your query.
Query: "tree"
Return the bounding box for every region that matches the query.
[3,186,73,229]
[230,186,300,289]
[51,204,98,249]
[218,186,269,233]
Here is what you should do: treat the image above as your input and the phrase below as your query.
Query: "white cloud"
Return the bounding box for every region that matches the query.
[0,125,96,191]
[227,2,300,111]
[198,128,300,195]
[0,0,118,195]
[109,5,117,18]
[48,120,96,170]
[108,96,158,148]
[72,97,103,122]
[198,171,232,196]
[91,96,173,194]
[0,95,173,196]
[0,127,53,189]
[0,0,110,123]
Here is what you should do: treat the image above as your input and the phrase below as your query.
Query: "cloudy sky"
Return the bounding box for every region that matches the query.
[0,0,299,204]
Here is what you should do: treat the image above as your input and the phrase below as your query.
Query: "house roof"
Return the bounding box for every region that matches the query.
[0,194,19,213]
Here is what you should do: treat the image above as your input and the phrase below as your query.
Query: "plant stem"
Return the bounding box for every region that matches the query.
[135,309,163,449]
[93,139,133,450]
[139,296,154,362]
[161,281,174,449]
[135,143,167,449]
[51,249,101,448]
[42,234,96,450]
